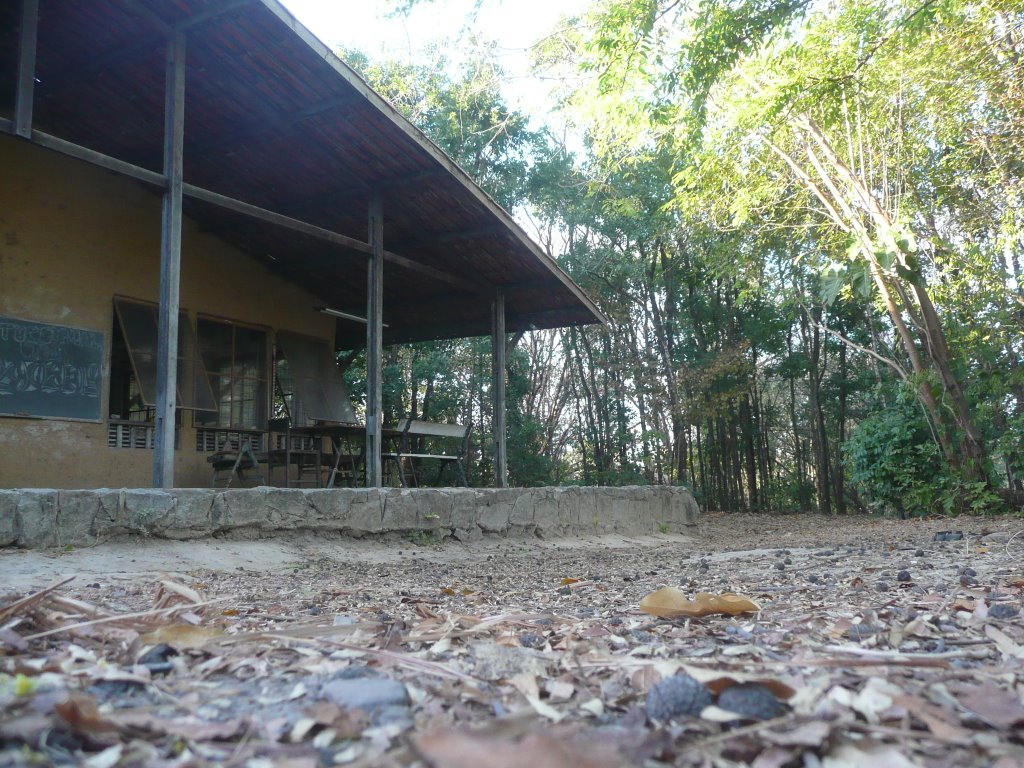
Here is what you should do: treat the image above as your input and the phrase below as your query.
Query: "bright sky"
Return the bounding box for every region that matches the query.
[280,0,592,119]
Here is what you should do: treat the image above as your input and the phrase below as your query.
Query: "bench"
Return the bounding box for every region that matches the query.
[383,418,470,487]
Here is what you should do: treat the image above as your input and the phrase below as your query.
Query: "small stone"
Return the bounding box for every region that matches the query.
[783,557,792,565]
[717,683,786,720]
[875,581,890,592]
[808,575,820,584]
[557,586,572,596]
[988,603,1020,620]
[897,570,912,582]
[914,549,925,557]
[321,677,409,713]
[961,575,978,587]
[774,562,785,571]
[645,674,713,721]
[961,567,977,578]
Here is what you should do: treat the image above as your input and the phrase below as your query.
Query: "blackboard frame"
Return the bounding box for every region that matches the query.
[0,315,107,423]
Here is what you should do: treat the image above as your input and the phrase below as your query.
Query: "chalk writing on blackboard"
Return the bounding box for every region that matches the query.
[0,316,105,420]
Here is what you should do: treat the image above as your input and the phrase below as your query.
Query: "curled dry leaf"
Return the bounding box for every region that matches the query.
[639,588,761,618]
[140,623,224,648]
[55,693,118,734]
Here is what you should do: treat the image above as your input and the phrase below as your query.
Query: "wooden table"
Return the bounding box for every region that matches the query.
[289,422,401,487]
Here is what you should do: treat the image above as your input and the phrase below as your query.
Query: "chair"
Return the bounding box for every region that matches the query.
[208,434,266,488]
[383,419,470,487]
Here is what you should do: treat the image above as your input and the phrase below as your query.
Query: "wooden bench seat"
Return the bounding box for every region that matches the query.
[382,418,470,487]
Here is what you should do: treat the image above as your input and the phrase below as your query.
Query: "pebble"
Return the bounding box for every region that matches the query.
[645,674,713,721]
[774,562,785,571]
[915,549,925,557]
[875,581,890,592]
[717,683,786,720]
[321,677,410,714]
[897,569,912,582]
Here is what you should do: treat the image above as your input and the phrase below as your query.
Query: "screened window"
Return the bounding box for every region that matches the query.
[275,332,357,425]
[197,318,268,429]
[108,297,216,421]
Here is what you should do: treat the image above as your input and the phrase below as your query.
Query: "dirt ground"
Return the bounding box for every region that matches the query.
[1,512,1022,767]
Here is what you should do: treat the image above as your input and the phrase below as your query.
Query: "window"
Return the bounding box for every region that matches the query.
[275,332,357,425]
[197,318,268,429]
[108,297,215,421]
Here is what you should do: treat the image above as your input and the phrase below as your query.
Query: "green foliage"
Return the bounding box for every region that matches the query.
[846,385,1005,516]
[845,386,947,516]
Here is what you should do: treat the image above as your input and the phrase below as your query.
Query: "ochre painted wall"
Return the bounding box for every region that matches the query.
[0,136,343,488]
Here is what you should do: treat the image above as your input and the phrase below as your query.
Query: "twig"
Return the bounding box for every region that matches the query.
[1004,528,1024,555]
[265,634,483,685]
[690,715,792,748]
[0,577,76,623]
[846,720,971,746]
[821,645,988,661]
[24,597,230,640]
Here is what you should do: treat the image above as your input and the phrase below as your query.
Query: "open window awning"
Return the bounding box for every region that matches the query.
[0,0,606,348]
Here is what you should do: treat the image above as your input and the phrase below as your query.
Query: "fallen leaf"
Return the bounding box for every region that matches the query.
[109,711,248,740]
[510,672,564,722]
[639,588,760,618]
[140,623,223,648]
[850,678,903,724]
[561,578,580,585]
[413,728,620,768]
[824,741,921,768]
[545,680,575,700]
[761,721,831,747]
[985,624,1024,659]
[55,693,117,734]
[958,682,1024,729]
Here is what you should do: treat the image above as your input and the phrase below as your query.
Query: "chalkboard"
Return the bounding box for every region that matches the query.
[0,315,105,421]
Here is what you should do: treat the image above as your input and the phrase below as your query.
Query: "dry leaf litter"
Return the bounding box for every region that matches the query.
[0,512,1022,767]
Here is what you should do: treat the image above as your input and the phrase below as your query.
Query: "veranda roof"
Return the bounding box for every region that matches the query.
[0,0,604,347]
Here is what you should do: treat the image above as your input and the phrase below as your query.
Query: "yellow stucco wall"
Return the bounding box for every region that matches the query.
[0,136,342,488]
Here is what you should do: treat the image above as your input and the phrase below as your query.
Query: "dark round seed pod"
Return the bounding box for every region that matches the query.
[646,674,713,721]
[716,683,786,720]
[989,603,1020,620]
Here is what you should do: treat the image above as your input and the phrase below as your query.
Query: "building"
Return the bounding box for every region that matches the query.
[0,0,603,489]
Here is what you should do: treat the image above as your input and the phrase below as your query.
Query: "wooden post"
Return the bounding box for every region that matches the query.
[14,0,39,138]
[153,33,186,488]
[365,194,384,488]
[492,288,508,488]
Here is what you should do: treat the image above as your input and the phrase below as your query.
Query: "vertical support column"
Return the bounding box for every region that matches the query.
[14,0,39,138]
[153,33,186,488]
[492,288,508,488]
[365,194,384,488]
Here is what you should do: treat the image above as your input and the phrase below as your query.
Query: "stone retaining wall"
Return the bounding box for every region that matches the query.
[0,486,699,549]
